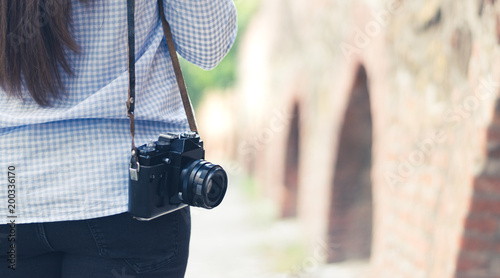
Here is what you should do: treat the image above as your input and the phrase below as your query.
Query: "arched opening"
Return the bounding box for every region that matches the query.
[455,96,500,276]
[328,66,373,262]
[282,102,300,218]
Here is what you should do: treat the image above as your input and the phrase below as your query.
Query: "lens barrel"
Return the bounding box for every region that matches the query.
[180,160,228,209]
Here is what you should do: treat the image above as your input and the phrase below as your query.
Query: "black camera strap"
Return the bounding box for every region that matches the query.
[126,0,137,158]
[127,0,199,171]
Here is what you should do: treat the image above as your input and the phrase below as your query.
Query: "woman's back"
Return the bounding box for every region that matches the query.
[0,0,237,224]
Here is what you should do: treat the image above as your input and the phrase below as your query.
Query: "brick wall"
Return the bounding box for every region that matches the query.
[456,102,500,278]
[236,0,500,277]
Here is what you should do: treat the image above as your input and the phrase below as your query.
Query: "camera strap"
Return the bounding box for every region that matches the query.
[157,0,198,133]
[126,0,138,166]
[127,0,199,172]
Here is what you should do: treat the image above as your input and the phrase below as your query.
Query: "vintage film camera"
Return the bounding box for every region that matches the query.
[128,132,228,220]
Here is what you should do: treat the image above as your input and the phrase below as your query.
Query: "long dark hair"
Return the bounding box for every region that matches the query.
[0,0,84,106]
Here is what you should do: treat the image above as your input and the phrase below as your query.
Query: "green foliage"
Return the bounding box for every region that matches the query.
[179,0,261,108]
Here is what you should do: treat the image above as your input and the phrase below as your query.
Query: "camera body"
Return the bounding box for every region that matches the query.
[128,132,228,221]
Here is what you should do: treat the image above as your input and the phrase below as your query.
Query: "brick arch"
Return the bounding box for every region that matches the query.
[282,101,301,218]
[457,98,500,278]
[328,65,373,262]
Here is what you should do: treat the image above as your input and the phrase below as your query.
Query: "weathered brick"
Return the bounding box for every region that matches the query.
[470,198,500,215]
[460,235,493,252]
[492,242,500,253]
[474,176,500,196]
[455,273,497,278]
[464,215,500,235]
[487,126,500,143]
[456,252,489,272]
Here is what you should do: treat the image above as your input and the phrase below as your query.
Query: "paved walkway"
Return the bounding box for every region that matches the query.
[185,174,368,278]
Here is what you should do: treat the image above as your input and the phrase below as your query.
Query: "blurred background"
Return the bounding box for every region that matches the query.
[183,0,500,278]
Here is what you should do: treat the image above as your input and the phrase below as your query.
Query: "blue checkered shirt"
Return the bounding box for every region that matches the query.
[0,0,237,224]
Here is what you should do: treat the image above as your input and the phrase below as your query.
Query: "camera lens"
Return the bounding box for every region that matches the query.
[180,160,228,209]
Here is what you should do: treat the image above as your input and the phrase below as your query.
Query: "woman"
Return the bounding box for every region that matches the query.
[0,0,237,277]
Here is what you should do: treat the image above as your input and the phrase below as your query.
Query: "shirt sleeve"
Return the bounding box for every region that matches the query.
[162,0,238,70]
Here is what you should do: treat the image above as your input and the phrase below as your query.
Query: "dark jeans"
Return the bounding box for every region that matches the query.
[0,207,190,278]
